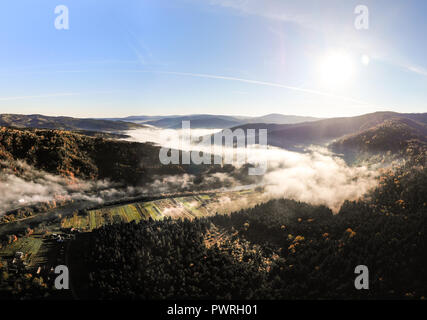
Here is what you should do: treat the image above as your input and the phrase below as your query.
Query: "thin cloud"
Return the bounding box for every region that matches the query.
[378,54,427,78]
[0,92,80,101]
[207,0,311,27]
[0,90,120,102]
[139,70,375,106]
[406,65,427,77]
[0,68,376,107]
[3,60,140,73]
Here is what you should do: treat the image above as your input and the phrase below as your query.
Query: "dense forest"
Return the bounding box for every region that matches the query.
[0,127,209,185]
[1,112,426,300]
[0,114,144,131]
[0,127,259,188]
[83,164,427,299]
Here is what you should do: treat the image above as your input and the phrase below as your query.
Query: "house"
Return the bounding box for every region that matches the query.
[15,252,24,260]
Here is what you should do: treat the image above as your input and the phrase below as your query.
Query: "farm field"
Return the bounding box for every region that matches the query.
[0,236,43,267]
[61,189,266,231]
[0,188,266,279]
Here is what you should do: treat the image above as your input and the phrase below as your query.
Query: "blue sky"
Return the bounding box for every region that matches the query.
[0,0,426,118]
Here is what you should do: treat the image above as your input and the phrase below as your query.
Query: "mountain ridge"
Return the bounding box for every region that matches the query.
[103,113,321,128]
[0,114,146,132]
[226,111,427,151]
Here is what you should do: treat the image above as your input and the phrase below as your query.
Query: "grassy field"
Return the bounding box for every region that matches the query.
[61,201,165,231]
[0,189,266,286]
[0,236,43,265]
[61,190,266,231]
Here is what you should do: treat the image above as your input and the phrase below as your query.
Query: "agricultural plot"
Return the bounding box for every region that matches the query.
[61,213,90,230]
[29,240,59,269]
[176,197,211,218]
[238,189,254,195]
[61,201,165,231]
[142,202,164,220]
[0,236,43,266]
[61,189,266,231]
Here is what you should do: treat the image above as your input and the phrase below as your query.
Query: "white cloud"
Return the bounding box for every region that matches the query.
[406,65,427,77]
[207,0,312,27]
[0,92,79,102]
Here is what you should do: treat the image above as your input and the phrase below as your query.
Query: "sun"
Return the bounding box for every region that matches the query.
[318,50,355,87]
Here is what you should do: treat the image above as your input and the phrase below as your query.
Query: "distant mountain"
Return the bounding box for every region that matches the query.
[103,115,169,124]
[227,111,427,153]
[0,114,145,132]
[330,117,427,164]
[144,115,242,129]
[245,113,320,125]
[110,113,321,129]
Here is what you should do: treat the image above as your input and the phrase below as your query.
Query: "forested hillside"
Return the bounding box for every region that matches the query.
[0,114,144,131]
[0,127,188,185]
[230,111,427,152]
[82,165,427,299]
[331,118,427,165]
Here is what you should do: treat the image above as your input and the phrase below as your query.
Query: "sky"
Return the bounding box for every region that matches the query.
[0,0,426,118]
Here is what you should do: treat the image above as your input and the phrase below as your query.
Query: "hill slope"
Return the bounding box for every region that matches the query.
[0,114,145,132]
[113,114,321,129]
[0,127,186,185]
[330,118,427,164]
[145,115,242,129]
[228,112,427,152]
[81,165,427,299]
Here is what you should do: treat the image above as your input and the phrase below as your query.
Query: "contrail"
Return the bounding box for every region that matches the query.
[134,70,374,106]
[0,67,376,107]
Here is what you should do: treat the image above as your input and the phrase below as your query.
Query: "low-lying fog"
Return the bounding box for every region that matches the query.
[0,160,153,214]
[124,127,379,212]
[0,126,379,215]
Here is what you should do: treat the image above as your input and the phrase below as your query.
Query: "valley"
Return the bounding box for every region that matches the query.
[0,187,267,299]
[0,111,426,299]
[2,0,427,307]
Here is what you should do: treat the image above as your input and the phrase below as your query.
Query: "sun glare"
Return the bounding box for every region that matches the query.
[318,50,355,87]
